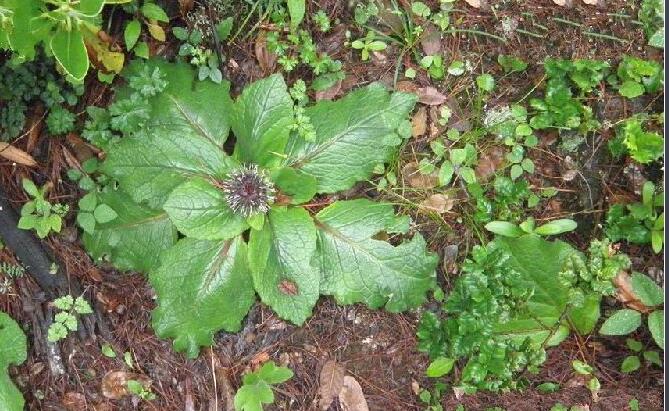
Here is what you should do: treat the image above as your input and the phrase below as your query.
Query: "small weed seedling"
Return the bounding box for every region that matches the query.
[234,361,293,411]
[620,338,662,373]
[18,179,68,239]
[48,295,93,342]
[605,181,664,253]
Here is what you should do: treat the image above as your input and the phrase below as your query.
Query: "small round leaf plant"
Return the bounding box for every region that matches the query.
[85,60,437,358]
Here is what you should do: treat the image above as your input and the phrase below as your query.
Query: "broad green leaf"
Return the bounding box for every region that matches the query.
[93,203,118,224]
[438,160,454,186]
[256,361,294,384]
[103,61,235,208]
[150,237,255,358]
[163,177,248,240]
[234,380,274,411]
[534,219,577,236]
[620,355,641,373]
[626,338,643,352]
[314,200,437,311]
[285,84,416,193]
[619,81,645,98]
[572,359,593,375]
[50,28,89,81]
[599,309,641,335]
[141,3,169,22]
[630,272,663,307]
[643,350,662,366]
[83,189,177,273]
[124,20,141,50]
[568,293,601,335]
[271,167,318,204]
[649,27,664,48]
[4,0,41,60]
[494,235,577,346]
[648,310,664,349]
[485,221,523,238]
[248,207,318,325]
[78,0,105,16]
[287,0,305,31]
[426,357,455,377]
[0,312,27,411]
[231,74,293,168]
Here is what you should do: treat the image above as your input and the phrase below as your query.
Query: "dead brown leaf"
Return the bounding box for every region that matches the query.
[178,0,194,14]
[411,107,428,138]
[464,0,489,9]
[255,31,276,75]
[475,146,505,182]
[420,194,454,214]
[101,371,150,400]
[420,25,441,56]
[395,81,418,94]
[338,376,369,411]
[402,162,438,189]
[62,392,86,411]
[0,142,37,167]
[614,271,651,313]
[552,0,573,6]
[318,360,345,410]
[315,80,342,101]
[417,87,447,106]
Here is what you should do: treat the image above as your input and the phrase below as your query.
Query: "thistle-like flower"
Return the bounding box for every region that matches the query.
[221,164,275,217]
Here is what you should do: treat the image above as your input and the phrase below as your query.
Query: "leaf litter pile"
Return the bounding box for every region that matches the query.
[0,0,665,410]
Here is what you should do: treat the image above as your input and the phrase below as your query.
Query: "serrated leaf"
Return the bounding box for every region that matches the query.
[248,207,318,325]
[0,312,27,411]
[599,309,641,335]
[630,272,663,307]
[150,237,255,358]
[648,310,664,349]
[102,61,235,208]
[314,200,437,311]
[163,177,248,240]
[141,3,169,22]
[234,380,274,411]
[285,84,416,194]
[83,189,177,273]
[231,74,293,168]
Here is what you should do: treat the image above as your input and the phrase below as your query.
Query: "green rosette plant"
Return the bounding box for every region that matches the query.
[85,60,437,358]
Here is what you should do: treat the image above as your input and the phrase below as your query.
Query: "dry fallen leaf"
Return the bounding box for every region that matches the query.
[62,392,86,411]
[416,87,448,106]
[420,25,441,56]
[0,142,37,167]
[464,0,489,9]
[582,0,601,4]
[338,376,369,411]
[402,162,438,189]
[552,0,573,6]
[412,107,428,138]
[613,271,651,313]
[315,80,343,101]
[101,371,150,400]
[396,81,418,94]
[420,194,454,214]
[318,360,345,410]
[475,146,505,182]
[255,31,276,75]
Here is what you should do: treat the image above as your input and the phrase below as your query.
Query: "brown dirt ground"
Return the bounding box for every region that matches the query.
[0,0,664,410]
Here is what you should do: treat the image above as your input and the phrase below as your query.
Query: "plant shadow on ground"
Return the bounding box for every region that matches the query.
[0,0,664,410]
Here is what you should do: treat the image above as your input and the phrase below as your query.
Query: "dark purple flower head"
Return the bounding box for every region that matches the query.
[222,164,275,217]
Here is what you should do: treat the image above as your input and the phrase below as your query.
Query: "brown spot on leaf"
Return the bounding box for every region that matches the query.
[278,280,299,295]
